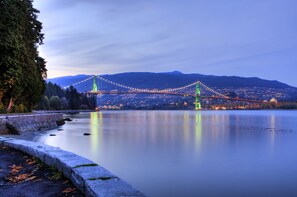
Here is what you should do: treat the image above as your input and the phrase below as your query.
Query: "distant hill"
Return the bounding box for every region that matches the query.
[48,71,294,92]
[47,72,297,102]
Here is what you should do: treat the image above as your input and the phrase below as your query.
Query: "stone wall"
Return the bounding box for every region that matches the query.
[0,117,7,135]
[0,113,63,135]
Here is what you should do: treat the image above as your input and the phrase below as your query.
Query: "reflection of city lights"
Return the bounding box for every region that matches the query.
[183,112,190,140]
[99,111,103,123]
[270,114,275,151]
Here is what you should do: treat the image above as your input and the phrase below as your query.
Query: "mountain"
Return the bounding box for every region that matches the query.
[48,71,294,90]
[47,72,297,108]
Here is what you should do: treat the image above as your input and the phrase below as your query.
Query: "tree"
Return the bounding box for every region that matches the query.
[65,86,80,110]
[38,95,50,110]
[38,83,97,110]
[60,97,68,109]
[44,82,65,98]
[0,0,46,112]
[49,96,62,110]
[81,94,97,109]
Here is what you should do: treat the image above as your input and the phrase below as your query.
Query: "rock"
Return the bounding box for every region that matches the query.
[49,134,56,136]
[63,118,73,122]
[83,133,91,136]
[57,129,63,131]
[56,119,65,126]
[5,122,19,135]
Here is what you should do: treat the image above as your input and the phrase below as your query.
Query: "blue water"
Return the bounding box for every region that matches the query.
[34,110,297,197]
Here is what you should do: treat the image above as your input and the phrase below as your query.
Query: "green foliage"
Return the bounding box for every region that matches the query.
[81,94,96,109]
[38,95,50,110]
[88,177,112,181]
[11,105,19,113]
[49,96,62,110]
[37,83,97,110]
[51,170,63,180]
[65,86,81,110]
[17,104,27,113]
[49,166,62,180]
[0,103,7,114]
[0,0,46,112]
[9,103,28,113]
[44,82,65,98]
[60,97,68,109]
[74,163,98,168]
[36,158,45,168]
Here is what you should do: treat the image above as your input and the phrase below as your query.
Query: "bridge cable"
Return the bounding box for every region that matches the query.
[63,75,228,99]
[63,75,95,89]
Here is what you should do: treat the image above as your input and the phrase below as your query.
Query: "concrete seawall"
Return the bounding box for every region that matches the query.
[0,113,63,135]
[0,137,144,196]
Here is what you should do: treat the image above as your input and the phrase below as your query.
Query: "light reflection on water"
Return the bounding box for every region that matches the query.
[35,110,297,197]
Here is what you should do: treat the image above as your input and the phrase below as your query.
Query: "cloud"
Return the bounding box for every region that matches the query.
[34,0,297,86]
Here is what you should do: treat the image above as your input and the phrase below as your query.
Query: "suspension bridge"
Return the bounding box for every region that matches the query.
[63,75,265,110]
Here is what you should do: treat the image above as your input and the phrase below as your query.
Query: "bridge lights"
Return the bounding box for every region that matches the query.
[195,83,202,110]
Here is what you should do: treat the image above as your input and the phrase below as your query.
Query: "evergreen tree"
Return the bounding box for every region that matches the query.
[65,86,80,110]
[0,0,46,112]
[81,94,96,109]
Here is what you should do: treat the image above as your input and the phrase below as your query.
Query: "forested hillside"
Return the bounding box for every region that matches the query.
[37,82,96,110]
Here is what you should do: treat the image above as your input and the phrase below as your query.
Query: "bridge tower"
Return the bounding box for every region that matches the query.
[92,76,99,110]
[92,76,98,92]
[195,83,201,110]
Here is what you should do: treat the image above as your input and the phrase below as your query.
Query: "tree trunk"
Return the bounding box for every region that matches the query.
[7,98,14,112]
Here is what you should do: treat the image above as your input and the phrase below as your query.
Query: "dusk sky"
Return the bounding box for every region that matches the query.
[33,0,297,87]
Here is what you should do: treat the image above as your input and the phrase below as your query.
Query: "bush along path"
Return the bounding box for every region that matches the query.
[0,146,84,197]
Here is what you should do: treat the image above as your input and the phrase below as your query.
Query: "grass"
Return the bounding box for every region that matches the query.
[74,163,98,168]
[88,177,113,181]
[49,166,63,180]
[35,158,45,168]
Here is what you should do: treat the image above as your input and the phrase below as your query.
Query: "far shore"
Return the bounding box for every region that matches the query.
[32,109,96,114]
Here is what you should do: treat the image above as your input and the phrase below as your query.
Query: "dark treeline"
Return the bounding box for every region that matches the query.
[0,0,46,113]
[38,82,96,110]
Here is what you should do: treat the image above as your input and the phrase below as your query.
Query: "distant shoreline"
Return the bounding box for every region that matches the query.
[32,109,96,114]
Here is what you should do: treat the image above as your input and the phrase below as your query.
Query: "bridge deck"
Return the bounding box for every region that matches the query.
[87,91,264,103]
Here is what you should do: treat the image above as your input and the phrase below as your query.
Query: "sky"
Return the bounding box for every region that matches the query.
[33,0,297,87]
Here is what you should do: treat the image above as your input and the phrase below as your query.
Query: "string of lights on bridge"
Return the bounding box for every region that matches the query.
[63,75,229,99]
[63,75,95,89]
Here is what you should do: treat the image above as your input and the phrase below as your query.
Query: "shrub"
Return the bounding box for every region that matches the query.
[17,104,26,113]
[49,96,62,110]
[11,105,19,113]
[0,103,7,114]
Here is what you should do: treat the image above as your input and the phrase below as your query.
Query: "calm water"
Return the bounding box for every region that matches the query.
[34,110,297,197]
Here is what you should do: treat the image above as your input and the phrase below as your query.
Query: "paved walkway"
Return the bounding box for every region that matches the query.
[0,145,84,197]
